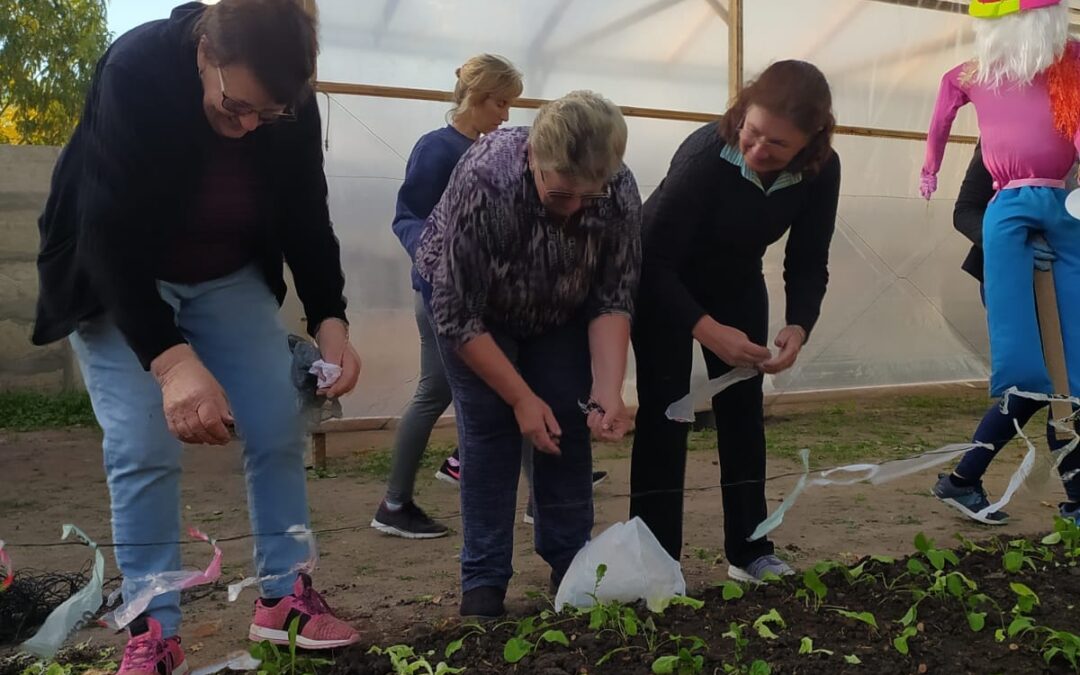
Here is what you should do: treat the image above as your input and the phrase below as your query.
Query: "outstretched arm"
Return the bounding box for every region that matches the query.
[922,65,970,199]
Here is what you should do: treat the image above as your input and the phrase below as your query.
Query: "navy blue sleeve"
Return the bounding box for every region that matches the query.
[392,135,463,261]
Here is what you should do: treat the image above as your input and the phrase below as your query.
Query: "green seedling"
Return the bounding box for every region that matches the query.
[798,637,833,656]
[752,609,785,640]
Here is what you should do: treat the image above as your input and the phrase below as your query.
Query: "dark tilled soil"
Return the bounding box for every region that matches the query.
[331,538,1080,675]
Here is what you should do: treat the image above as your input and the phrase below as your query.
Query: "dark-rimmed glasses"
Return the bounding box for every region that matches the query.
[217,66,296,124]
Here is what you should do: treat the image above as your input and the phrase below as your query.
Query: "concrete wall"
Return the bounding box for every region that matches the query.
[0,145,80,391]
[0,145,307,393]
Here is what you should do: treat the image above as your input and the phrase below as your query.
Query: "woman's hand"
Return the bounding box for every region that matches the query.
[316,318,361,398]
[585,391,632,442]
[152,344,234,445]
[693,317,772,369]
[513,394,562,456]
[758,325,806,374]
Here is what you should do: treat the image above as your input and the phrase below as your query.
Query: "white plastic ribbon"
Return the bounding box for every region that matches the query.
[227,525,317,602]
[748,442,990,541]
[190,651,262,675]
[21,525,105,659]
[103,527,223,631]
[665,368,759,422]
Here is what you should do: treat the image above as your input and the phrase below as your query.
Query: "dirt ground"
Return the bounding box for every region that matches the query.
[0,391,1072,668]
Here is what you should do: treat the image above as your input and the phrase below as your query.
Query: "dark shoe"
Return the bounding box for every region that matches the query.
[371,500,449,539]
[435,450,461,486]
[932,473,1009,525]
[592,470,608,487]
[459,586,506,619]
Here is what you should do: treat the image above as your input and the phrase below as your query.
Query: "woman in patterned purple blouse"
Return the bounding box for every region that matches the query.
[414,90,643,619]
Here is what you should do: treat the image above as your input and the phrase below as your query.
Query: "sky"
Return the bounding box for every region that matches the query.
[107,1,214,40]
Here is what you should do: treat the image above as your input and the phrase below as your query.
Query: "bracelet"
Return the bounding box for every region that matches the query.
[578,398,606,416]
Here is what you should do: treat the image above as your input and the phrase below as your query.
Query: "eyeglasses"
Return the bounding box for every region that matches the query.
[537,168,611,205]
[216,67,296,124]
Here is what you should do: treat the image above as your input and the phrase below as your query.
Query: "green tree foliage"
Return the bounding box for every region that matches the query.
[0,0,110,145]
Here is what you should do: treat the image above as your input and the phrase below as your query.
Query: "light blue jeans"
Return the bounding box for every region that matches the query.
[69,266,310,637]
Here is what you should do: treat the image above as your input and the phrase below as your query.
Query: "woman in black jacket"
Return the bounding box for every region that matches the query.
[630,61,841,582]
[32,1,361,670]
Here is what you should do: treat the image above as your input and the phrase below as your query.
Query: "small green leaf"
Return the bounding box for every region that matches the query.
[927,549,946,571]
[752,608,786,639]
[1009,582,1038,600]
[799,637,814,654]
[914,532,931,553]
[830,609,877,630]
[1004,550,1024,573]
[720,581,744,601]
[589,607,604,630]
[893,637,910,655]
[444,638,464,659]
[749,660,772,675]
[1008,616,1034,638]
[651,655,678,674]
[669,595,705,610]
[503,637,532,663]
[539,630,570,647]
[946,573,964,598]
[907,558,927,575]
[899,604,918,627]
[595,564,608,585]
[967,611,986,632]
[433,664,466,675]
[1043,532,1063,545]
[871,554,895,564]
[803,569,828,602]
[995,628,1006,642]
[844,654,862,664]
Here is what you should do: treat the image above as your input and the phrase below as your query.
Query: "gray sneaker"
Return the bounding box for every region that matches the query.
[728,554,794,583]
[932,473,1008,525]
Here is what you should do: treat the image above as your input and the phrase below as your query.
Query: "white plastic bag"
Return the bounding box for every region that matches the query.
[554,517,685,613]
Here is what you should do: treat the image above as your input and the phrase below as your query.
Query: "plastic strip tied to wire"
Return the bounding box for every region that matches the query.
[0,539,13,591]
[747,442,991,541]
[21,525,105,659]
[103,527,223,631]
[749,388,1080,542]
[227,525,317,602]
[665,367,760,422]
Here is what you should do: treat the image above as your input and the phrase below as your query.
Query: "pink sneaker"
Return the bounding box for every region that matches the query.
[248,573,359,649]
[116,617,188,675]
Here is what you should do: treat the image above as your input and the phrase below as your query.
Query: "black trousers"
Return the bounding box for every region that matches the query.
[629,275,774,568]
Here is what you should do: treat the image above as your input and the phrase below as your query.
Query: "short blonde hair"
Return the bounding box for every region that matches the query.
[448,54,523,122]
[528,90,627,184]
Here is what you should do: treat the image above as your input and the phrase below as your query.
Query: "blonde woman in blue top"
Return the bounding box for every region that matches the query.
[371,54,523,538]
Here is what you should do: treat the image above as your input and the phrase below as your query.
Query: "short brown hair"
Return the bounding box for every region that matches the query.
[529,90,627,184]
[195,0,318,105]
[718,60,835,175]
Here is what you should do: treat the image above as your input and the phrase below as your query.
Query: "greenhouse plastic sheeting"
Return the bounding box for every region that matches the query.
[300,0,1080,419]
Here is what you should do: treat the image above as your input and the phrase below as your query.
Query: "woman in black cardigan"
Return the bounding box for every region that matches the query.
[630,60,841,582]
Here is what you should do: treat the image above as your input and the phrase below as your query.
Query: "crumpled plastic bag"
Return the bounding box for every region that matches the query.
[21,525,104,659]
[554,518,685,613]
[288,335,342,426]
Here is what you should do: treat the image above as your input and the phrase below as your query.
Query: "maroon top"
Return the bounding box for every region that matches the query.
[158,135,261,284]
